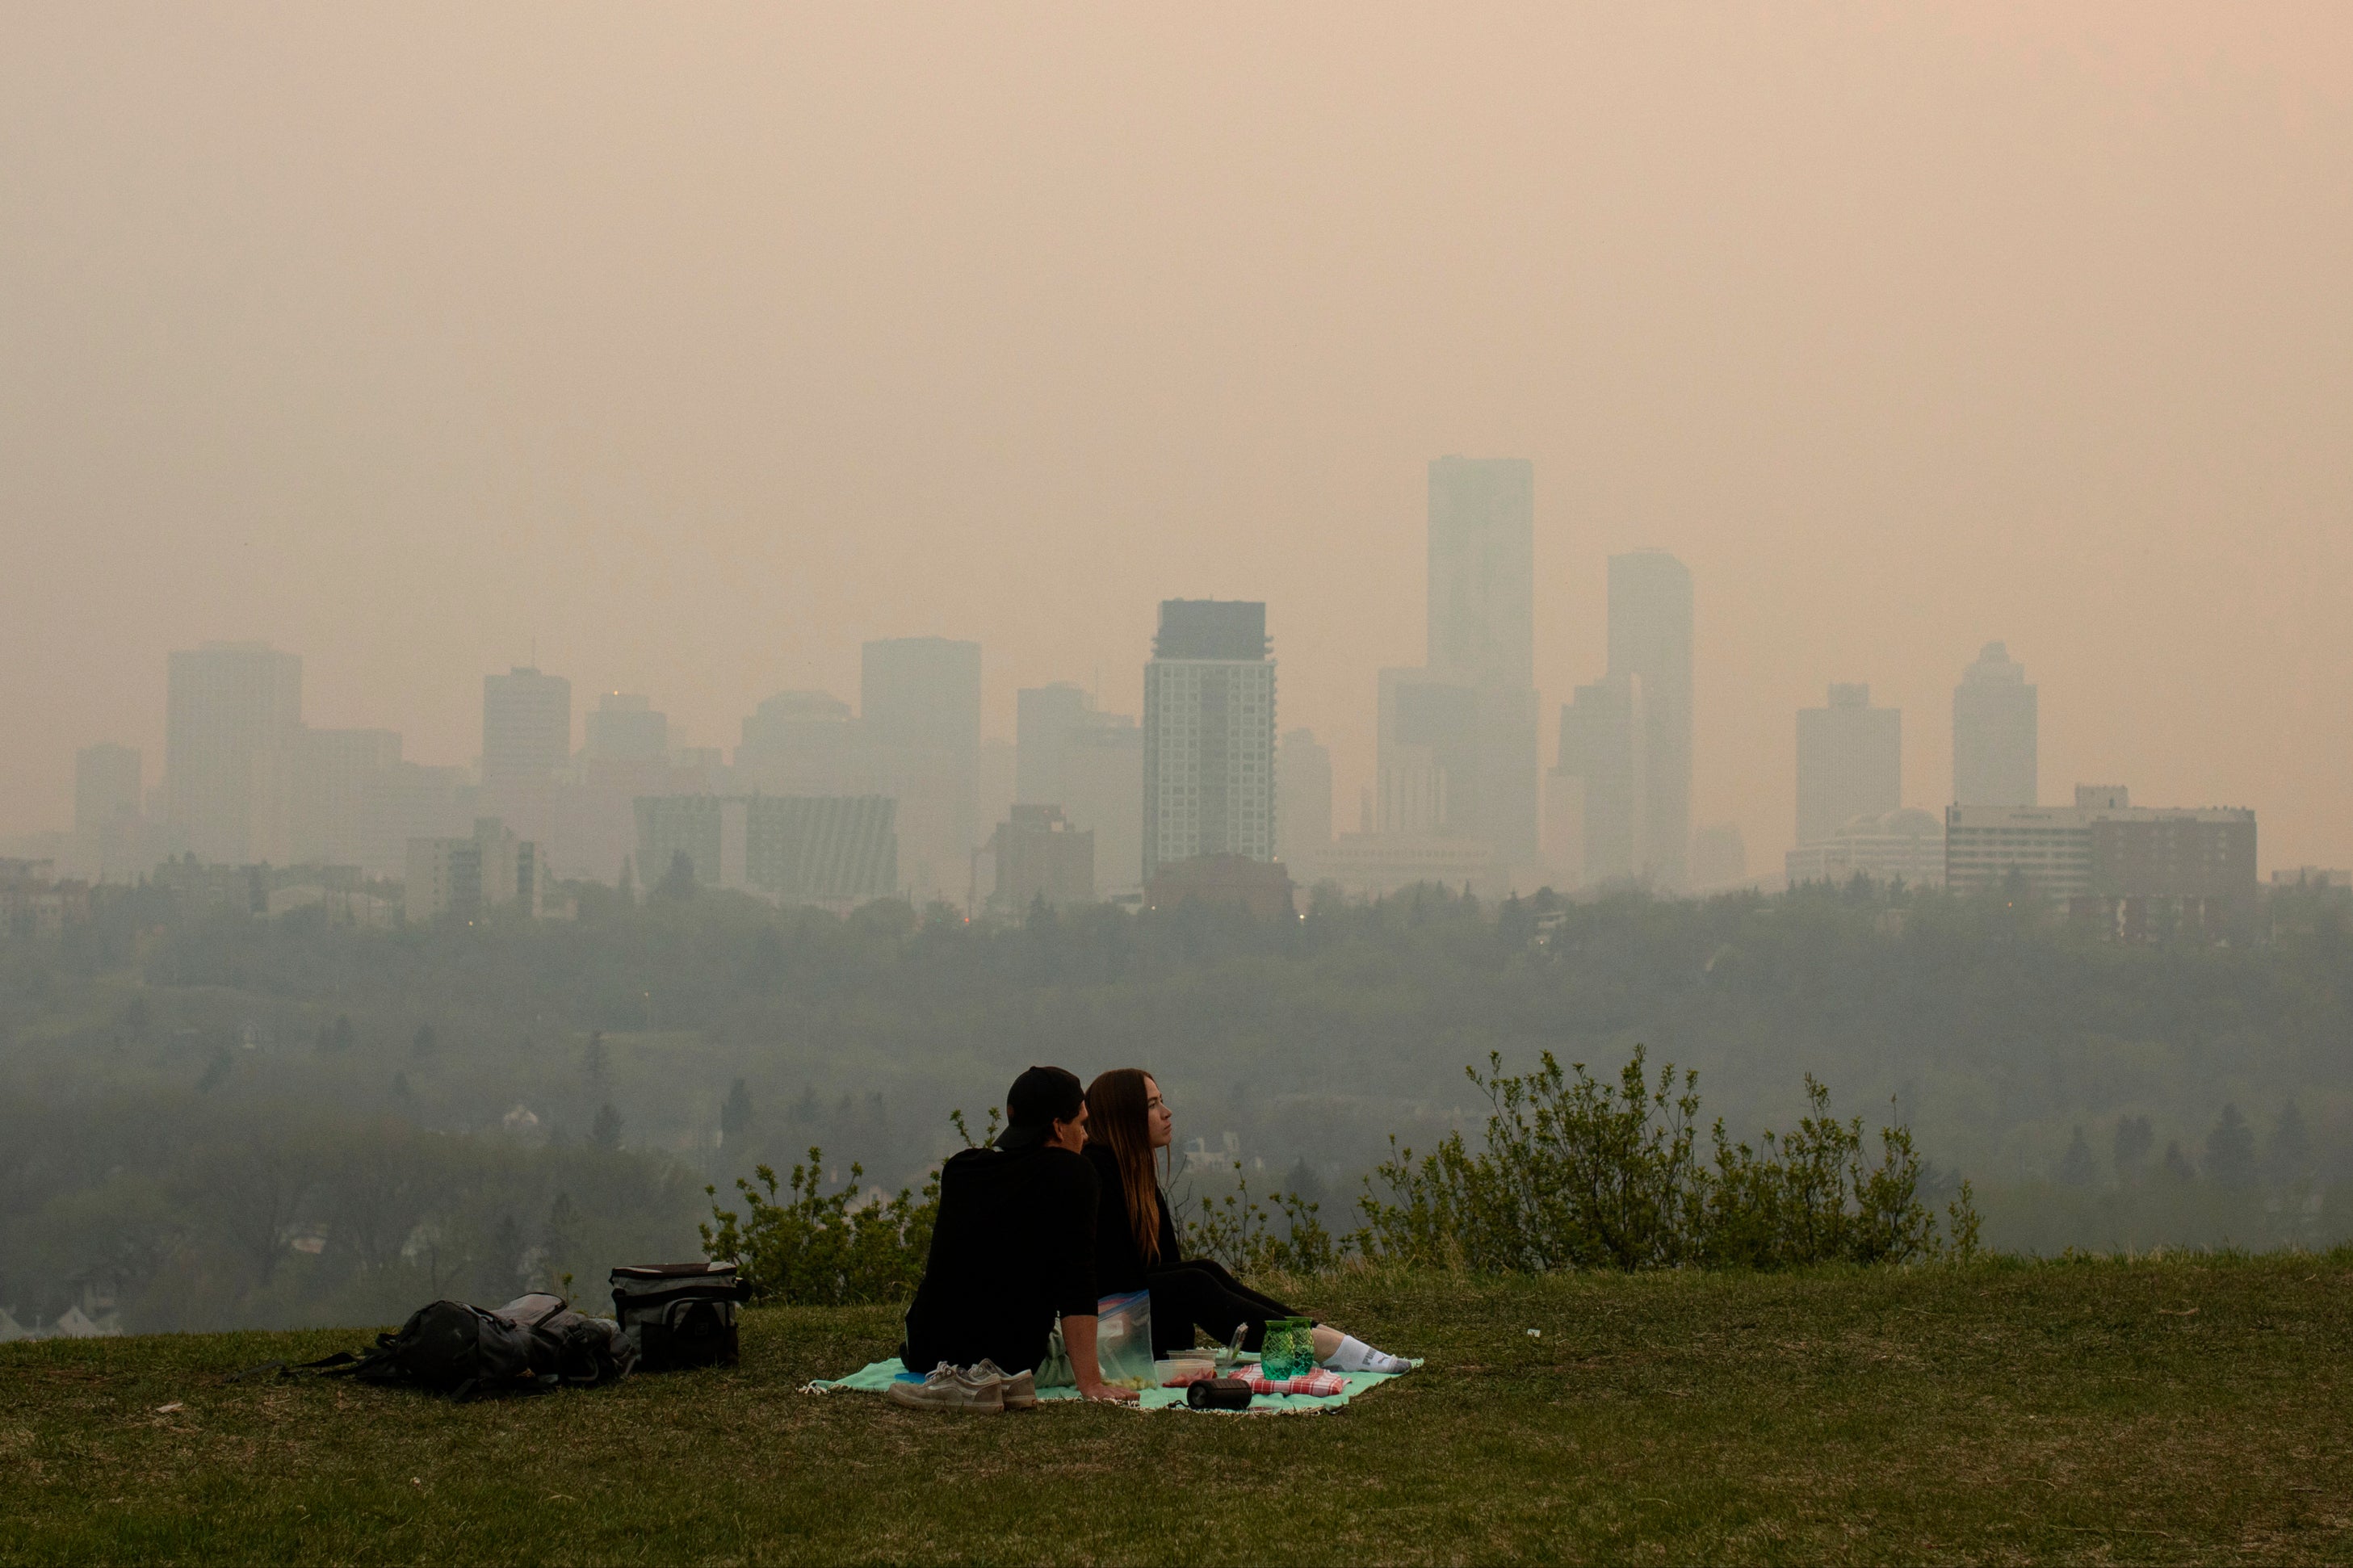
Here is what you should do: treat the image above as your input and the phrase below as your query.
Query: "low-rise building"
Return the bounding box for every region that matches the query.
[633,794,898,908]
[1298,832,1502,899]
[991,804,1094,911]
[1785,808,1945,889]
[1945,786,2255,939]
[1145,853,1295,920]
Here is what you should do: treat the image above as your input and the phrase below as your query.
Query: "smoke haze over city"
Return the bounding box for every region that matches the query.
[5,1,2351,872]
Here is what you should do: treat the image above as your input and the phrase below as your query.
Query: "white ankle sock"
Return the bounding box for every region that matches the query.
[1320,1334,1411,1374]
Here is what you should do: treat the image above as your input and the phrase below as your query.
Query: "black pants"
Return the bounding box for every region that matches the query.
[1146,1259,1298,1358]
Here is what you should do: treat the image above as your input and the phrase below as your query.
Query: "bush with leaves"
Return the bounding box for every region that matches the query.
[1183,1168,1339,1277]
[1354,1047,1978,1272]
[700,1111,996,1306]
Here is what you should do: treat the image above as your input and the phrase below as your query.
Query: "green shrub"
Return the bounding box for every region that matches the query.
[1353,1047,1978,1272]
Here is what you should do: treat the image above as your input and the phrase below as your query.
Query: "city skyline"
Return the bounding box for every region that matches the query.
[5,6,2348,871]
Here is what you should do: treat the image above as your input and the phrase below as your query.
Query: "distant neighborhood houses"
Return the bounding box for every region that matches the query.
[0,1303,123,1342]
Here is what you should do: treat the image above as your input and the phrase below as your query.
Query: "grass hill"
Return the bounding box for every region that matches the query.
[5,1253,2351,1564]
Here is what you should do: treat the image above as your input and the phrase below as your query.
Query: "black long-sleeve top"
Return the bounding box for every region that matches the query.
[900,1143,1099,1375]
[1084,1142,1181,1297]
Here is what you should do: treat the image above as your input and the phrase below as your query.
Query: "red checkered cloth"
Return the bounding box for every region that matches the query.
[1158,1363,1348,1398]
[1231,1366,1347,1398]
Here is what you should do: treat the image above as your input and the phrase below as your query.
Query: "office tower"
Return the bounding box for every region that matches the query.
[1277,728,1332,861]
[166,642,302,865]
[481,668,572,794]
[1142,600,1276,883]
[736,691,860,793]
[1063,718,1144,896]
[861,637,982,899]
[1016,684,1093,806]
[1555,673,1637,883]
[1390,456,1540,864]
[1795,683,1902,846]
[1428,457,1536,688]
[74,744,143,881]
[287,727,402,867]
[1952,642,2037,807]
[583,694,668,764]
[1690,823,1748,889]
[355,761,471,879]
[1606,551,1694,887]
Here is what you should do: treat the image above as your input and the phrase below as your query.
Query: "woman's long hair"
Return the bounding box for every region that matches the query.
[1086,1068,1166,1266]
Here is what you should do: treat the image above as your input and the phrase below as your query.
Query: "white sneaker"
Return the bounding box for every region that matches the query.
[969,1358,1036,1409]
[887,1361,1005,1412]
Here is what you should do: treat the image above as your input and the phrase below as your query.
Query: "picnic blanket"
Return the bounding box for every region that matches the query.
[803,1356,1415,1415]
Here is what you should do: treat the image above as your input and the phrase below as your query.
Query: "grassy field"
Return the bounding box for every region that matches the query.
[4,1253,2351,1565]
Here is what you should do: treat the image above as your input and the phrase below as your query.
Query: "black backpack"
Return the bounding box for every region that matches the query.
[245,1293,635,1401]
[610,1264,749,1370]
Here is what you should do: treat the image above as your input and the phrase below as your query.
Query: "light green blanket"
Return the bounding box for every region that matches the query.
[806,1358,1410,1414]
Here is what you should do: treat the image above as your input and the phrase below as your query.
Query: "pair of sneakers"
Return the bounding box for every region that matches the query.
[886,1358,1038,1413]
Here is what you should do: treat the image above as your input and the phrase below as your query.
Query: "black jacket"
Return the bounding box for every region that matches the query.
[901,1143,1099,1374]
[1085,1141,1181,1297]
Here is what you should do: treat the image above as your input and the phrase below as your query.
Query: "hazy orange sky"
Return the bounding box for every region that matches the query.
[4,2,2348,871]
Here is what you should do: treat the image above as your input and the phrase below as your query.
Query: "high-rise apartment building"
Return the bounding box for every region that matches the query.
[1607,551,1694,888]
[1953,643,2036,807]
[1795,683,1902,846]
[166,642,302,865]
[861,637,982,900]
[1277,728,1332,863]
[1384,456,1541,865]
[405,816,547,924]
[1142,601,1276,883]
[481,668,572,795]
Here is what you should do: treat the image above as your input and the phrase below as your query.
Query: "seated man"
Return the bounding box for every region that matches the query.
[898,1065,1138,1406]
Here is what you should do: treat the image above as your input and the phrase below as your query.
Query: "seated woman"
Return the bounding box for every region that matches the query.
[1084,1067,1409,1373]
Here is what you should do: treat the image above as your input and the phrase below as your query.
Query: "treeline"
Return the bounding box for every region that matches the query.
[0,1084,702,1334]
[5,873,2353,1328]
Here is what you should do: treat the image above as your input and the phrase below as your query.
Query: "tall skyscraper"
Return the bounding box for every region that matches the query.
[1277,728,1332,861]
[74,744,141,839]
[481,668,572,795]
[1550,551,1695,888]
[74,743,144,881]
[1952,642,2037,807]
[736,690,860,793]
[1428,456,1535,689]
[1795,683,1901,845]
[1064,719,1144,896]
[1607,551,1693,888]
[1555,673,1638,883]
[1373,457,1540,864]
[1015,683,1094,807]
[860,636,982,899]
[166,642,302,865]
[1142,600,1276,883]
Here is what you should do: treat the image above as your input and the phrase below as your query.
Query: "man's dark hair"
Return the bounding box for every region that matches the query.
[998,1065,1084,1149]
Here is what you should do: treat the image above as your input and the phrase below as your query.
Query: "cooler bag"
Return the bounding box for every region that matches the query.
[610,1263,751,1370]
